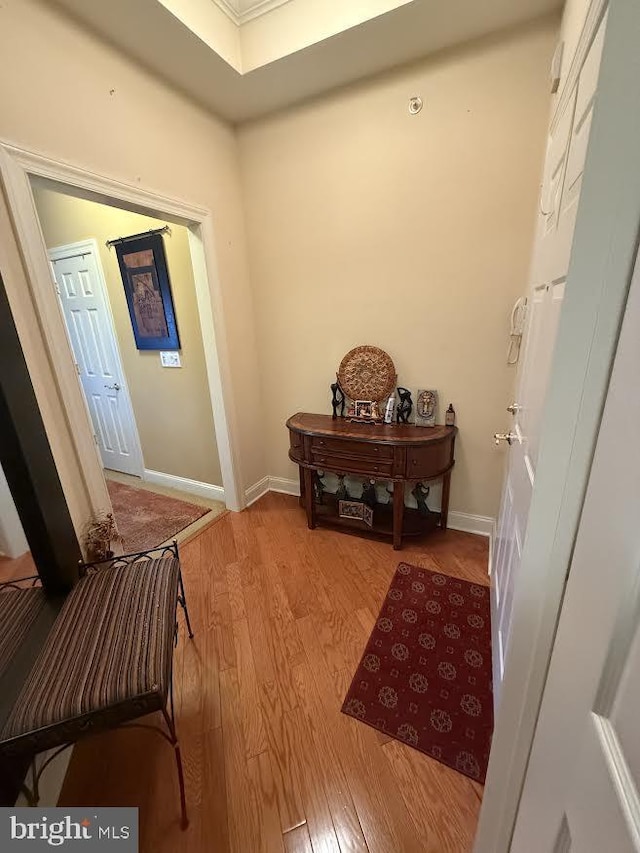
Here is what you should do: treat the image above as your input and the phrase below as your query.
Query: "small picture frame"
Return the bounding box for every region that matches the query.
[349,400,382,422]
[415,389,438,427]
[354,401,373,419]
[339,500,365,520]
[363,505,374,528]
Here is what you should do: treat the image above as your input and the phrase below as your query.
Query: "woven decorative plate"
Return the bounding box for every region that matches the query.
[337,346,397,402]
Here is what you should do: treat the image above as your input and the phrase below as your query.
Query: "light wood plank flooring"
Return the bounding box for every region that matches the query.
[0,551,36,584]
[59,492,489,852]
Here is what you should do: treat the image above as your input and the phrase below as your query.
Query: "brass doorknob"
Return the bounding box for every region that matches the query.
[506,403,520,415]
[494,432,517,445]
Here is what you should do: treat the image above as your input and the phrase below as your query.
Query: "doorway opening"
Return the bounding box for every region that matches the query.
[29,178,229,549]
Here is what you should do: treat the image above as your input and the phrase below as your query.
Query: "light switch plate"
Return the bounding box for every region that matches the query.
[160,351,181,368]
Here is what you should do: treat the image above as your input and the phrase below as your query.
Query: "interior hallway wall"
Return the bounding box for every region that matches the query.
[32,184,222,486]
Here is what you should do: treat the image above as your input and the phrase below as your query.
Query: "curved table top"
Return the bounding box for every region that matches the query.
[286,412,456,446]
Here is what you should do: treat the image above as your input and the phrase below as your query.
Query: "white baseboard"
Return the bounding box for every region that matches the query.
[267,476,300,497]
[447,511,494,538]
[143,469,225,503]
[244,475,297,506]
[244,475,495,538]
[245,475,270,506]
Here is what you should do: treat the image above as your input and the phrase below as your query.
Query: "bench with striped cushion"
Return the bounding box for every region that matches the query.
[0,547,191,827]
[0,557,179,756]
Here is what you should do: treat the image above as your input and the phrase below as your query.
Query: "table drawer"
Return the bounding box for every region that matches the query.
[311,436,394,460]
[406,442,452,478]
[311,452,394,477]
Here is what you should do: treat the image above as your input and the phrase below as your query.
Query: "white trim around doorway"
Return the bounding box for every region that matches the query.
[0,141,242,529]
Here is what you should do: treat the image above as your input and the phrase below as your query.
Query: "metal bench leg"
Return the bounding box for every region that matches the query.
[20,758,39,806]
[177,569,194,640]
[162,678,188,829]
[21,745,72,807]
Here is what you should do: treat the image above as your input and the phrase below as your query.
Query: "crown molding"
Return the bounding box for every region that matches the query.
[211,0,294,26]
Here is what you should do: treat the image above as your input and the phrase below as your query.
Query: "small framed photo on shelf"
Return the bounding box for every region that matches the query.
[349,400,382,422]
[363,505,374,528]
[338,500,365,520]
[354,401,373,419]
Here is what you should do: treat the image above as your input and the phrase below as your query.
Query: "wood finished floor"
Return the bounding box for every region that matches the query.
[59,492,489,852]
[0,551,36,584]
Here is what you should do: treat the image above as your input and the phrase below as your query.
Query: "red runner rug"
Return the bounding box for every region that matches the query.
[342,562,493,783]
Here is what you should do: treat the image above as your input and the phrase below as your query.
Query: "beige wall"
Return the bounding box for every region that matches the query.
[32,185,222,485]
[0,0,265,508]
[238,17,557,519]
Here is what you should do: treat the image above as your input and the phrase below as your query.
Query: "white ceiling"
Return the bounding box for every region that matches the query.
[49,0,562,123]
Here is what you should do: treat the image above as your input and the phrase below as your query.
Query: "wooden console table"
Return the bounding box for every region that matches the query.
[287,412,457,550]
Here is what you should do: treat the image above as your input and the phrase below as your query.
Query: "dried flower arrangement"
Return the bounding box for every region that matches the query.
[84,511,123,562]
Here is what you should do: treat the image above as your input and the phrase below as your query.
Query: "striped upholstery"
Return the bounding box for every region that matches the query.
[0,588,48,680]
[0,558,180,756]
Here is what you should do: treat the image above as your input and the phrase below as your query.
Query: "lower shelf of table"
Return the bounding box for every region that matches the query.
[311,492,441,540]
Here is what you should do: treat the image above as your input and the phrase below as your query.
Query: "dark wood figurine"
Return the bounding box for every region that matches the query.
[412,482,431,516]
[336,475,348,500]
[396,387,413,424]
[313,471,326,504]
[361,479,377,508]
[330,379,345,419]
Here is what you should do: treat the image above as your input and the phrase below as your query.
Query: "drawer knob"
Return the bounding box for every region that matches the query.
[412,459,418,466]
[318,458,326,464]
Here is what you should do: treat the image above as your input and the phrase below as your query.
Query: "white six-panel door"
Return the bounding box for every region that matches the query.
[511,225,640,853]
[491,14,606,706]
[50,240,143,477]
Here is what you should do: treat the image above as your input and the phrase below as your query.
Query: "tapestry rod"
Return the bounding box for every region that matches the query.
[106,225,171,250]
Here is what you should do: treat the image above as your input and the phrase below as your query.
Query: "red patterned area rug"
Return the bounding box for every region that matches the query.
[342,562,493,783]
[107,480,209,553]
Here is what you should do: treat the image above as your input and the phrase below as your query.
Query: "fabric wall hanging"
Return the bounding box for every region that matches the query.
[114,231,180,351]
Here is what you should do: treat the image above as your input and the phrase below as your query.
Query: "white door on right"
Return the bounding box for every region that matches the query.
[491,13,607,706]
[510,229,640,853]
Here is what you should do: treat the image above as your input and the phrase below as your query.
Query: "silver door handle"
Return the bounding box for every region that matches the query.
[105,383,121,391]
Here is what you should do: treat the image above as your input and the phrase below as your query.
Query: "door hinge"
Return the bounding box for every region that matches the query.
[75,362,81,376]
[93,434,99,446]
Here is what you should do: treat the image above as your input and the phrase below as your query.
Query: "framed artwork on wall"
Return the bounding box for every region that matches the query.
[115,232,180,351]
